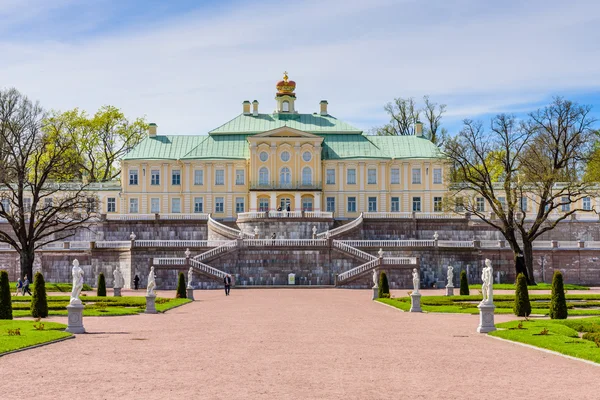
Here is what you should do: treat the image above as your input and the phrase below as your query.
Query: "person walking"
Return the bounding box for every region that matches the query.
[133,274,140,290]
[15,278,23,296]
[22,275,32,296]
[224,274,231,296]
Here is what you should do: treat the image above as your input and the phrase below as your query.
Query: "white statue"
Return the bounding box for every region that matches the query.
[433,231,439,241]
[447,265,454,287]
[187,267,193,289]
[481,259,494,305]
[130,232,136,241]
[70,259,84,305]
[184,248,191,258]
[147,267,156,297]
[372,269,378,288]
[378,248,384,258]
[412,268,420,294]
[312,226,317,235]
[113,266,123,289]
[254,226,259,236]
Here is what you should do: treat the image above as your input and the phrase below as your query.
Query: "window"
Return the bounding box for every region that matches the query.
[129,169,138,185]
[347,169,356,185]
[259,167,269,185]
[171,198,181,213]
[215,197,224,213]
[433,168,442,184]
[367,168,377,184]
[326,197,335,213]
[498,197,506,210]
[302,151,312,162]
[476,197,485,212]
[1,199,10,213]
[391,197,400,212]
[347,197,356,213]
[171,170,181,186]
[45,198,53,209]
[456,197,464,212]
[391,168,400,184]
[280,151,290,162]
[259,151,268,162]
[368,196,377,212]
[520,197,528,212]
[235,197,245,213]
[412,196,421,212]
[24,198,31,212]
[235,169,245,185]
[150,198,160,213]
[151,169,160,185]
[282,101,290,112]
[326,169,335,185]
[129,198,138,213]
[280,167,291,187]
[86,198,95,213]
[259,198,269,212]
[433,197,443,212]
[302,198,313,211]
[583,197,592,211]
[302,167,312,185]
[215,169,224,185]
[412,168,421,184]
[194,170,203,185]
[561,197,570,212]
[194,197,203,213]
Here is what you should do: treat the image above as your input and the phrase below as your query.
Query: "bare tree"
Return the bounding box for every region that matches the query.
[422,96,448,146]
[445,98,596,284]
[0,88,96,280]
[376,97,420,136]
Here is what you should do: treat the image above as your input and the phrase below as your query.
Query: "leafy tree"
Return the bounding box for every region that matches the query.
[31,272,48,318]
[549,270,568,319]
[513,273,531,317]
[378,271,390,298]
[0,270,12,319]
[97,273,106,297]
[0,88,97,280]
[459,270,469,296]
[176,272,187,299]
[445,98,597,284]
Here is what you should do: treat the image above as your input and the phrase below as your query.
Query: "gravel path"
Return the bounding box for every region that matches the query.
[1,289,598,399]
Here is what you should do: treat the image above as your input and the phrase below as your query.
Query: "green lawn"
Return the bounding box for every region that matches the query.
[0,320,71,355]
[469,283,589,291]
[10,282,93,293]
[490,318,600,364]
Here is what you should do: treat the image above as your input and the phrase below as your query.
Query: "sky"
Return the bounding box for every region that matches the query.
[1,0,600,136]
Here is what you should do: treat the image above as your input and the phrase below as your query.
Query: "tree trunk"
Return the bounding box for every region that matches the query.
[507,240,530,283]
[19,248,35,282]
[522,239,537,286]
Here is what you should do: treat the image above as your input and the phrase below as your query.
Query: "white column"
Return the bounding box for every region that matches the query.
[227,163,233,192]
[403,162,409,212]
[184,163,191,213]
[424,162,430,191]
[206,164,212,212]
[294,192,301,210]
[270,192,277,210]
[314,192,321,211]
[250,192,258,211]
[338,164,344,192]
[162,163,169,213]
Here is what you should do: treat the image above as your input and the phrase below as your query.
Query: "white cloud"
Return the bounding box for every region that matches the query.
[0,0,599,135]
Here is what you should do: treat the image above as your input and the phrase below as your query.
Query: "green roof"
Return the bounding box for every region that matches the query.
[122,135,206,160]
[209,113,363,135]
[321,135,443,160]
[181,135,250,160]
[367,136,444,159]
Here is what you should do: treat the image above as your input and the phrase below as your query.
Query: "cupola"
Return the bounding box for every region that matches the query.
[275,71,297,114]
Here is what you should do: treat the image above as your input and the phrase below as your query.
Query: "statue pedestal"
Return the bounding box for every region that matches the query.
[66,304,85,334]
[372,287,379,300]
[145,295,157,314]
[410,292,422,312]
[477,303,496,333]
[445,285,454,296]
[187,288,195,301]
[113,287,121,297]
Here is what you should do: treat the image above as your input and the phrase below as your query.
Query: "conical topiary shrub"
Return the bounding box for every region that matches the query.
[31,272,48,318]
[549,270,568,319]
[513,273,531,317]
[0,270,12,320]
[176,272,187,299]
[378,271,390,298]
[459,270,469,296]
[97,273,106,297]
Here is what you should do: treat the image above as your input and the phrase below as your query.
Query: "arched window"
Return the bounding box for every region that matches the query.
[280,167,291,187]
[302,167,312,186]
[282,101,289,112]
[259,167,269,186]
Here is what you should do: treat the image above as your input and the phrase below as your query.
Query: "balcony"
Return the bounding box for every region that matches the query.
[249,181,322,191]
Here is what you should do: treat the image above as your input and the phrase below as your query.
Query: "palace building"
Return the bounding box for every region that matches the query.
[118,73,446,220]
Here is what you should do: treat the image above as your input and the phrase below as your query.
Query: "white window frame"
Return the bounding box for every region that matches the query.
[259,167,269,185]
[107,197,116,213]
[368,196,377,212]
[194,170,204,185]
[412,196,421,212]
[390,168,400,184]
[171,198,181,213]
[326,169,335,185]
[583,197,592,211]
[171,170,181,186]
[367,168,377,185]
[151,169,160,186]
[194,197,203,213]
[347,169,356,185]
[412,168,421,184]
[129,169,138,185]
[235,197,245,213]
[433,197,443,212]
[215,197,224,213]
[215,169,225,186]
[235,169,245,185]
[129,198,139,214]
[326,197,335,213]
[302,167,312,186]
[150,198,160,214]
[433,168,442,184]
[391,197,400,212]
[347,197,356,212]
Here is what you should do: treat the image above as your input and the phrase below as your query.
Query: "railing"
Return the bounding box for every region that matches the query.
[193,240,238,262]
[437,240,474,248]
[95,241,131,248]
[159,213,209,220]
[237,211,267,221]
[332,240,377,261]
[338,240,435,247]
[414,212,465,219]
[268,210,303,218]
[134,240,230,248]
[317,213,363,239]
[106,213,155,221]
[237,211,333,221]
[337,258,380,284]
[153,257,187,265]
[304,211,333,219]
[189,259,227,279]
[363,212,412,219]
[382,257,417,265]
[70,241,91,249]
[208,215,253,239]
[105,213,209,221]
[242,239,328,247]
[249,181,322,190]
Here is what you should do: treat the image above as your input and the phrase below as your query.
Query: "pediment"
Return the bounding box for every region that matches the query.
[250,126,322,139]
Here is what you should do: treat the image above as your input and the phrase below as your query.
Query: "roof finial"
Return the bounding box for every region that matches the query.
[283,71,289,83]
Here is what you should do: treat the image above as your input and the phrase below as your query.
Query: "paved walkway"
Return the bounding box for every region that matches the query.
[1,289,598,399]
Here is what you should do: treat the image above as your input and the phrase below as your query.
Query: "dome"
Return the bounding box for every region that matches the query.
[276,72,296,95]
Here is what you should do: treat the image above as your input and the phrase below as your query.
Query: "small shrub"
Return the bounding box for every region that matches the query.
[0,270,12,320]
[538,328,549,335]
[30,272,48,318]
[582,332,600,345]
[33,322,45,331]
[176,272,187,299]
[7,328,20,336]
[97,273,106,297]
[513,273,531,317]
[378,272,390,299]
[549,271,568,319]
[459,270,469,296]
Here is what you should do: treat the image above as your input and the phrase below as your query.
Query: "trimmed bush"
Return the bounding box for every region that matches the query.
[459,270,469,296]
[176,272,187,299]
[549,270,568,319]
[97,273,106,297]
[582,332,600,342]
[513,273,531,317]
[378,271,390,298]
[0,270,12,319]
[31,272,48,318]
